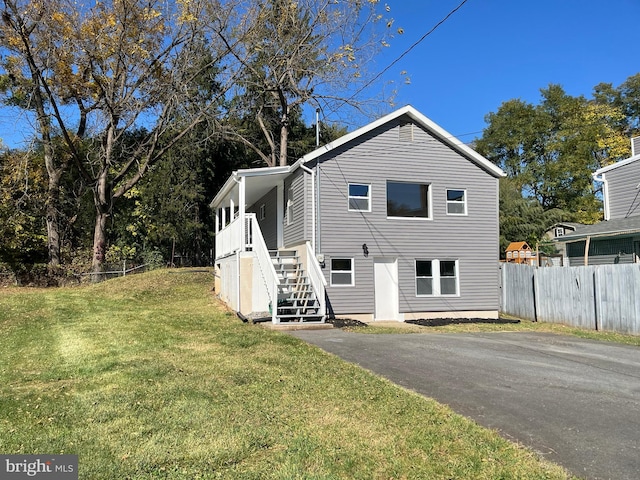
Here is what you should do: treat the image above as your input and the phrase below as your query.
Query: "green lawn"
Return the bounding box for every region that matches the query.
[0,270,575,479]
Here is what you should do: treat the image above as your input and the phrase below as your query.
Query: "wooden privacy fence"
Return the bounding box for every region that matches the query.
[500,262,640,335]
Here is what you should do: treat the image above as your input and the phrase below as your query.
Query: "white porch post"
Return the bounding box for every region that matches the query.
[277,183,284,248]
[239,176,246,251]
[221,204,226,228]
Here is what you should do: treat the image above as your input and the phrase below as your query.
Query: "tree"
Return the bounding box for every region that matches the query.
[476,84,630,232]
[0,148,48,282]
[0,0,81,272]
[2,0,230,277]
[208,0,397,166]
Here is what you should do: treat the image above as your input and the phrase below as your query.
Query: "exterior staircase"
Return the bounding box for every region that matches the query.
[270,250,324,323]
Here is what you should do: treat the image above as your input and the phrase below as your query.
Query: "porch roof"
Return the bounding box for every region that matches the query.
[210,165,291,210]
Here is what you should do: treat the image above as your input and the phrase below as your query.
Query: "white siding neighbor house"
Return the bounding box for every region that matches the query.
[210,105,506,324]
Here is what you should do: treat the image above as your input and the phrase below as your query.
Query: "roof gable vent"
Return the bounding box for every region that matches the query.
[632,136,640,156]
[399,122,414,142]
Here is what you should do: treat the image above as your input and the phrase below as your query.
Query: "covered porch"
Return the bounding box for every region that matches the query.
[210,166,326,324]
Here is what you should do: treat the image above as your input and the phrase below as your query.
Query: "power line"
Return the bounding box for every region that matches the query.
[331,0,470,113]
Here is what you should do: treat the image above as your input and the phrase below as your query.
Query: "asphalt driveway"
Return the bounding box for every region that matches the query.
[288,329,640,480]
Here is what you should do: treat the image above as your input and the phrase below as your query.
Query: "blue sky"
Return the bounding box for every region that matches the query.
[370,0,640,143]
[2,0,639,149]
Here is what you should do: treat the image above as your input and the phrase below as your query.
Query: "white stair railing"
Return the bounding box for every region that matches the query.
[246,214,280,323]
[305,241,327,321]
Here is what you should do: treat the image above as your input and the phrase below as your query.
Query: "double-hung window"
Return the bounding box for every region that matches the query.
[446,189,467,215]
[415,259,459,296]
[348,183,371,212]
[330,258,354,286]
[387,181,431,218]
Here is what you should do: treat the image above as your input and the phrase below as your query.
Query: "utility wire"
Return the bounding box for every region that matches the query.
[332,0,470,113]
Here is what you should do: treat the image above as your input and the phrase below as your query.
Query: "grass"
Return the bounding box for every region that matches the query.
[349,315,640,346]
[0,270,576,479]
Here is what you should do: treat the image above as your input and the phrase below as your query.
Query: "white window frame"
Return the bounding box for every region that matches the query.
[415,260,434,296]
[438,259,459,296]
[330,258,355,287]
[348,183,371,212]
[386,181,432,220]
[446,189,467,215]
[415,259,459,297]
[555,227,565,237]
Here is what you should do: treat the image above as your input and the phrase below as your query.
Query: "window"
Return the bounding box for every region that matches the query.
[416,259,459,296]
[259,204,266,221]
[330,258,354,286]
[415,260,433,295]
[286,187,294,225]
[387,181,430,218]
[446,189,466,215]
[555,227,565,237]
[348,183,371,212]
[439,260,458,295]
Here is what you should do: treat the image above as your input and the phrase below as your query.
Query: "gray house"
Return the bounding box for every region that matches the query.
[210,106,506,324]
[558,137,640,265]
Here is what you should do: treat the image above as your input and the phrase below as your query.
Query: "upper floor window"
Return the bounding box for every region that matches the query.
[387,181,431,219]
[555,227,565,237]
[348,183,371,212]
[446,189,467,215]
[259,204,266,221]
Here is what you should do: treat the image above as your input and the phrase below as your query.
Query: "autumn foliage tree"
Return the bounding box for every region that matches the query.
[208,0,398,166]
[1,0,228,277]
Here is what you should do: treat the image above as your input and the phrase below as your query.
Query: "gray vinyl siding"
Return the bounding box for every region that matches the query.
[604,161,640,219]
[283,169,311,247]
[314,117,500,315]
[247,187,278,250]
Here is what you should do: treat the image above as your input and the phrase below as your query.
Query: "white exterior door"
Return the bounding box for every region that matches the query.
[374,257,400,321]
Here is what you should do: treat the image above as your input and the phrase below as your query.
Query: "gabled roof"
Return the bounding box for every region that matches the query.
[506,242,531,251]
[294,105,506,178]
[593,153,640,177]
[559,215,640,241]
[210,105,505,209]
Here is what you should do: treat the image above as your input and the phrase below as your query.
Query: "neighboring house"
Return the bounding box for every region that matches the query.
[210,105,506,324]
[557,137,640,266]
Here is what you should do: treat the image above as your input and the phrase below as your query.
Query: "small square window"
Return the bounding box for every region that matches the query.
[348,183,371,212]
[555,227,565,237]
[330,258,354,286]
[446,189,466,215]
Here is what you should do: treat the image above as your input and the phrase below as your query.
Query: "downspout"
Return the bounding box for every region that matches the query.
[300,164,316,253]
[593,172,609,221]
[315,108,321,255]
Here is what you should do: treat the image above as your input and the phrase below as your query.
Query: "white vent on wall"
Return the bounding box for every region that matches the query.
[399,122,414,142]
[632,136,640,156]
